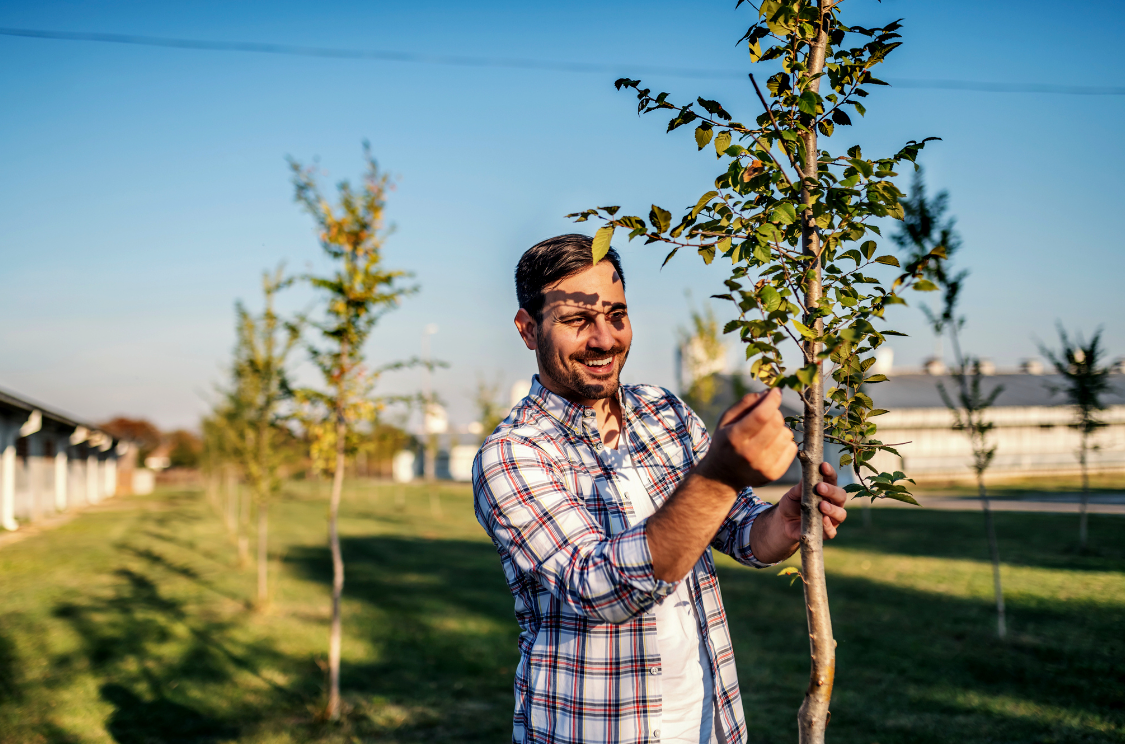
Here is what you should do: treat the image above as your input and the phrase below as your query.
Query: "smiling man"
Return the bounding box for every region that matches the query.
[472,234,849,744]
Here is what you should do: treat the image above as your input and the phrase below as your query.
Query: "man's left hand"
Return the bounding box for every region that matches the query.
[776,461,849,541]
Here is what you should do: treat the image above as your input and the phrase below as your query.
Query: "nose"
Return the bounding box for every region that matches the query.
[587,314,616,351]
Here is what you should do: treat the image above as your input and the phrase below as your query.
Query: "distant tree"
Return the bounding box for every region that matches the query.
[290,143,416,720]
[678,301,728,429]
[99,417,162,466]
[894,173,1007,639]
[1041,326,1113,549]
[166,430,202,469]
[220,268,301,603]
[567,2,942,738]
[472,375,508,445]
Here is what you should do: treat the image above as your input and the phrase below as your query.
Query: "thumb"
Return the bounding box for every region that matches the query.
[718,388,779,428]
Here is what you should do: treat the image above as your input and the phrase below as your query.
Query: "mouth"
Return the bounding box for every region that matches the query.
[578,356,615,375]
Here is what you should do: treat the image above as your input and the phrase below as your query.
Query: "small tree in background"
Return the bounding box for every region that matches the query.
[472,374,508,445]
[678,301,731,430]
[290,143,415,721]
[1041,327,1113,550]
[223,268,301,604]
[893,172,1007,639]
[568,2,942,739]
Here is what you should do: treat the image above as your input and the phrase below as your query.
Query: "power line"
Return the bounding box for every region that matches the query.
[3,26,1123,96]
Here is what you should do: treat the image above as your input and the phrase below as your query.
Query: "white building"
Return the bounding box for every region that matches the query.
[0,386,132,531]
[868,371,1125,481]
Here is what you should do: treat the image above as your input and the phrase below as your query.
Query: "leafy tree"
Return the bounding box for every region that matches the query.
[290,143,416,720]
[223,268,301,603]
[472,374,508,445]
[166,430,202,469]
[1041,327,1113,549]
[893,173,1007,639]
[568,2,943,739]
[678,301,730,430]
[99,417,162,467]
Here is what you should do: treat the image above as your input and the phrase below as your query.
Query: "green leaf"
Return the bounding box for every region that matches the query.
[692,190,718,218]
[592,226,614,265]
[771,202,797,225]
[864,374,889,383]
[881,491,920,506]
[795,363,818,386]
[715,130,732,156]
[759,285,781,312]
[717,236,732,255]
[914,279,939,292]
[698,244,716,265]
[649,205,671,233]
[861,240,878,259]
[797,91,818,116]
[874,255,900,267]
[695,125,713,150]
[791,320,817,339]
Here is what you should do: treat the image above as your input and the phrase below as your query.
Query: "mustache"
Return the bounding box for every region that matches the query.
[570,347,628,364]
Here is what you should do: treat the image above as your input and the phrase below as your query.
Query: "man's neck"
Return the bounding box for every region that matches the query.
[536,370,623,448]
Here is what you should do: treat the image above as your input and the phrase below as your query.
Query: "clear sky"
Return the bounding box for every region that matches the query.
[1,0,1122,432]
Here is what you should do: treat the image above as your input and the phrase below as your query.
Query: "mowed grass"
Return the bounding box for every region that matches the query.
[0,481,1122,743]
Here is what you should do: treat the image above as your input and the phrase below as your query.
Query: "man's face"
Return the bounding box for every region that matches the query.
[515,261,632,405]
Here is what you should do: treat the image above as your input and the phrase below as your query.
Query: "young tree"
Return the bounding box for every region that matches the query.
[568,3,942,739]
[472,374,508,445]
[225,268,301,604]
[1041,327,1113,549]
[678,301,729,429]
[893,173,1007,639]
[290,143,415,721]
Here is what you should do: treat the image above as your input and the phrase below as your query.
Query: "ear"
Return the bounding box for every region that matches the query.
[514,308,538,351]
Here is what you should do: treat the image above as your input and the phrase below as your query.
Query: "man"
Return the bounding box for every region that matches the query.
[473,234,849,744]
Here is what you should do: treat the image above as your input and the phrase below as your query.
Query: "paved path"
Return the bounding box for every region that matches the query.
[753,486,1125,514]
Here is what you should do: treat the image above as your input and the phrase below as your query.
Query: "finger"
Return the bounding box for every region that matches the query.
[815,481,847,507]
[819,460,837,486]
[718,390,772,428]
[823,514,838,539]
[818,500,847,525]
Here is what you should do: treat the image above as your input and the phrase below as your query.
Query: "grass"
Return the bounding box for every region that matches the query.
[0,481,1122,743]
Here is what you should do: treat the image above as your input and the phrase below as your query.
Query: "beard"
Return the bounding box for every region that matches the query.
[537,330,630,401]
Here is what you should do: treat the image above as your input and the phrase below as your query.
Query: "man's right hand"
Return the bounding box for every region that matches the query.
[695,389,797,491]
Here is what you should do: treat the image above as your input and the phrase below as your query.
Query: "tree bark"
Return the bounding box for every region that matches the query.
[257,500,269,606]
[1079,440,1089,549]
[979,475,1006,639]
[238,481,251,567]
[796,8,833,742]
[326,384,347,720]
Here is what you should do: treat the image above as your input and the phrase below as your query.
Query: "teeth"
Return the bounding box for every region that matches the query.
[586,358,611,366]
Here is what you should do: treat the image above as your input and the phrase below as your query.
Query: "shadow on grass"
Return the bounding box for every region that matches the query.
[284,530,1124,743]
[834,507,1125,572]
[719,558,1125,744]
[286,535,520,740]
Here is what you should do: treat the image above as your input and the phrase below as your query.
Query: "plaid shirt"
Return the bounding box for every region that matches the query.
[473,376,774,744]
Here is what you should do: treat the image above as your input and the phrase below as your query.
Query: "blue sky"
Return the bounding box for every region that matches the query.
[1,0,1122,431]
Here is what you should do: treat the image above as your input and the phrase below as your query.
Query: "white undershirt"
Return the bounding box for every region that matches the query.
[600,442,717,744]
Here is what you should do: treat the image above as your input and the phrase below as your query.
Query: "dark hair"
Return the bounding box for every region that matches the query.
[515,234,626,321]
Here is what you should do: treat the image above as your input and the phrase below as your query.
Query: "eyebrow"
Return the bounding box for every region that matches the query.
[555,302,628,320]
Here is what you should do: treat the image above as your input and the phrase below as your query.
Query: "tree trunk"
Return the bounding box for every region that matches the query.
[1079,440,1089,549]
[796,10,833,743]
[238,482,251,566]
[257,500,269,606]
[978,475,1006,639]
[326,402,347,720]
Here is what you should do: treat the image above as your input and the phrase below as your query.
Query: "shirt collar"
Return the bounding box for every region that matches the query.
[528,374,630,435]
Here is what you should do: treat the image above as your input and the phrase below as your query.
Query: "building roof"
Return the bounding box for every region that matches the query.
[0,385,102,432]
[869,373,1125,410]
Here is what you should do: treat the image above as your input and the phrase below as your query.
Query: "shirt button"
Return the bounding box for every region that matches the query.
[649,666,660,675]
[652,730,661,740]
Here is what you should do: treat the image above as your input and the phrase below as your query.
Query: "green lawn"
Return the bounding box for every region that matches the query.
[0,482,1122,743]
